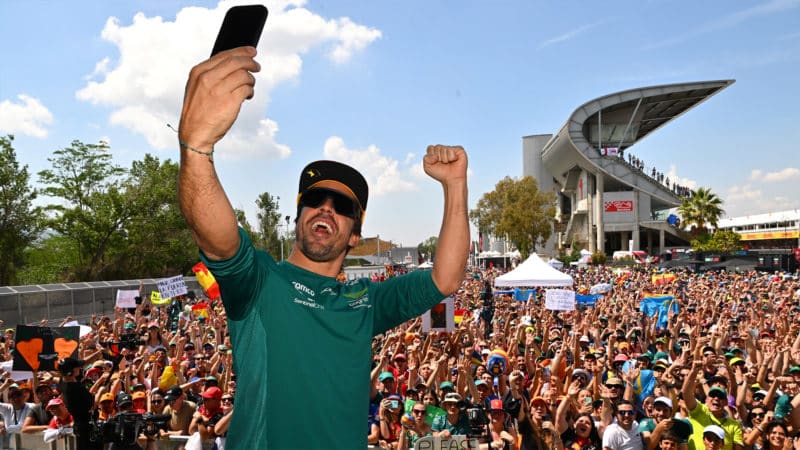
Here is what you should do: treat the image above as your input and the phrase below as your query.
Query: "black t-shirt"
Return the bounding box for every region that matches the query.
[61,380,95,422]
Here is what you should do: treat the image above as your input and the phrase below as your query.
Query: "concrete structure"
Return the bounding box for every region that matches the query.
[717,209,800,249]
[524,80,734,256]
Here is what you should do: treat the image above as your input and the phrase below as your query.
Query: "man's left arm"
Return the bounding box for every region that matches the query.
[425,145,469,296]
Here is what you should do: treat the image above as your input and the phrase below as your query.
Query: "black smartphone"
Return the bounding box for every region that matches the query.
[211,5,269,57]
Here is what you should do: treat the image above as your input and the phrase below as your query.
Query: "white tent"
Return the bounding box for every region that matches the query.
[548,258,563,269]
[494,253,573,287]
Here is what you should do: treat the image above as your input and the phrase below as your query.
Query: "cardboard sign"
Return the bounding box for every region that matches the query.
[414,435,479,449]
[545,289,576,311]
[157,275,188,299]
[13,325,80,371]
[422,296,455,332]
[151,290,171,306]
[116,289,139,308]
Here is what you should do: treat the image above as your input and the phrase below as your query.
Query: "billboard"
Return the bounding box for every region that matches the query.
[603,191,635,223]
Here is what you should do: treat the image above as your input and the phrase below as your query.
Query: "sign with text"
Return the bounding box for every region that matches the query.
[157,275,188,299]
[415,435,479,449]
[545,289,575,311]
[422,296,455,332]
[116,289,139,308]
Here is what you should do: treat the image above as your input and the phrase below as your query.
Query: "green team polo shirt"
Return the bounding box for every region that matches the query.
[201,228,445,449]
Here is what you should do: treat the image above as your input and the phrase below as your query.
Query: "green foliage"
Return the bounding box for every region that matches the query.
[0,135,44,285]
[691,230,742,252]
[417,236,438,261]
[17,235,79,284]
[591,252,607,265]
[255,192,284,257]
[678,187,724,236]
[469,176,556,258]
[37,140,128,280]
[557,246,581,265]
[113,155,197,278]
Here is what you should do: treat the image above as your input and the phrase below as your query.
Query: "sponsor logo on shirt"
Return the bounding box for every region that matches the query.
[292,281,315,297]
[320,287,337,296]
[348,296,371,309]
[293,297,324,310]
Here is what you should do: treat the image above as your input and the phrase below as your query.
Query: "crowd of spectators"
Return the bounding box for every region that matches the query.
[364,265,800,450]
[1,265,799,450]
[624,153,691,198]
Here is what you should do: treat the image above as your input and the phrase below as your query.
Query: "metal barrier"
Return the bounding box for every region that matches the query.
[0,278,202,326]
[3,433,216,450]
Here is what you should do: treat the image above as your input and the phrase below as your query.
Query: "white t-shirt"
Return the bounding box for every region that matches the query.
[0,402,34,434]
[603,422,643,450]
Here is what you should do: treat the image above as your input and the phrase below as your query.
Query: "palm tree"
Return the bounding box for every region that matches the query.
[678,187,724,235]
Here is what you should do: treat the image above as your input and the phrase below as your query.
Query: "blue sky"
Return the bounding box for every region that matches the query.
[1,0,799,248]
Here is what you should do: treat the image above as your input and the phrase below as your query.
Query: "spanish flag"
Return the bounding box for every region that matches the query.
[192,301,210,319]
[192,262,220,300]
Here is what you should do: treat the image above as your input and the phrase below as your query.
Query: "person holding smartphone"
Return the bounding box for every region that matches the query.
[178,43,469,450]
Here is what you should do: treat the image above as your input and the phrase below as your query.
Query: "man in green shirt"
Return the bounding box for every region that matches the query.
[178,46,470,449]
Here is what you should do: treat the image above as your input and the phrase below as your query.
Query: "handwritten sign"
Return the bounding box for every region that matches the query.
[422,296,454,332]
[545,289,575,311]
[116,289,139,308]
[151,290,171,306]
[415,435,479,449]
[157,275,188,299]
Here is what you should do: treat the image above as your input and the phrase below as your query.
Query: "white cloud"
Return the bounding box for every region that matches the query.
[539,21,603,49]
[665,164,697,190]
[645,0,800,49]
[723,183,800,218]
[0,94,54,138]
[750,167,800,183]
[75,0,381,159]
[322,136,417,195]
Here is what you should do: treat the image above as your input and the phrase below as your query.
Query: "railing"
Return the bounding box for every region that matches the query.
[2,432,215,450]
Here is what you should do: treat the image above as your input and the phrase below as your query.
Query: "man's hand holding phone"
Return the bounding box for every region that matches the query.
[179,47,261,154]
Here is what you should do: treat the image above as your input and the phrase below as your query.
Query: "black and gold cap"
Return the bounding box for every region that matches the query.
[297,160,368,221]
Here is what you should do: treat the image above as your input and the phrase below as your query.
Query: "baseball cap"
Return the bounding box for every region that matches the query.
[164,386,183,402]
[703,425,725,440]
[605,377,624,387]
[489,399,505,412]
[132,391,147,400]
[475,379,489,388]
[378,372,395,382]
[753,390,768,399]
[708,387,727,398]
[653,396,673,409]
[297,160,369,223]
[613,354,628,363]
[442,393,463,405]
[46,398,64,409]
[439,381,455,391]
[202,386,223,400]
[100,393,115,403]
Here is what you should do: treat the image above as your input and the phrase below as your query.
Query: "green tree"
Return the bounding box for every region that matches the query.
[255,192,282,257]
[0,135,44,285]
[678,187,724,236]
[417,236,438,261]
[691,230,742,253]
[17,235,79,284]
[469,176,556,258]
[113,154,197,278]
[37,140,128,280]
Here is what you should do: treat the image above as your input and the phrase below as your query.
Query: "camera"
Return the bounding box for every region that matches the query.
[119,333,146,351]
[103,412,171,445]
[466,404,489,437]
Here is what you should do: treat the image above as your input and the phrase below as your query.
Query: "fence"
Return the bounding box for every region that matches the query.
[3,432,216,450]
[0,278,202,326]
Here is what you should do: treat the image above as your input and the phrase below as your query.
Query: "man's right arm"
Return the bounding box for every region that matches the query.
[177,47,260,260]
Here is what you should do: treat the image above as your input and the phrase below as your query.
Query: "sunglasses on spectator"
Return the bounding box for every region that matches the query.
[152,399,164,405]
[299,188,359,219]
[222,398,234,404]
[412,409,426,415]
[750,411,765,418]
[617,410,635,416]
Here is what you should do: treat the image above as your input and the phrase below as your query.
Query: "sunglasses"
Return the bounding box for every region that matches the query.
[412,409,426,415]
[222,398,234,404]
[751,412,765,418]
[300,188,358,219]
[618,410,635,417]
[152,399,164,405]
